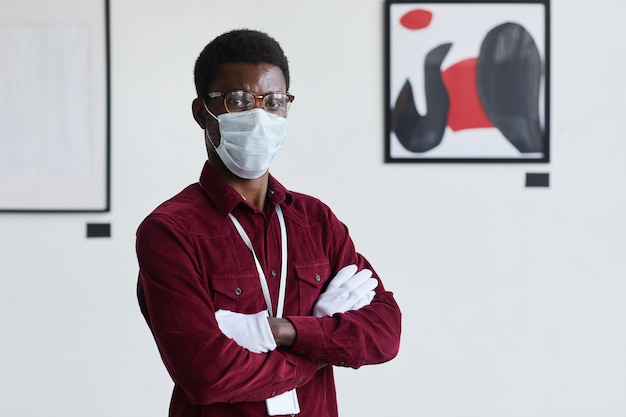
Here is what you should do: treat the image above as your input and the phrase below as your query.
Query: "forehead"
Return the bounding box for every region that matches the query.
[210,62,287,94]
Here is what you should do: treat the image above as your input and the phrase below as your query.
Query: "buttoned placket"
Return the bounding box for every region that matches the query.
[228,206,300,415]
[228,205,287,319]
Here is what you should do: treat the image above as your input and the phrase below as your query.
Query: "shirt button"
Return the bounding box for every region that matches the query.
[271,270,277,277]
[298,379,304,385]
[315,275,321,282]
[234,288,242,296]
[270,391,276,397]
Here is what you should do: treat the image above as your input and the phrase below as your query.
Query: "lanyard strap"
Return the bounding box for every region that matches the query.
[228,205,288,318]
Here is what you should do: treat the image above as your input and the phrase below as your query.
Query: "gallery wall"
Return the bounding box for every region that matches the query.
[0,0,625,416]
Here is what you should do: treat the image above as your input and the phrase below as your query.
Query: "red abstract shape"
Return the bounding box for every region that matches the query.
[400,9,432,30]
[441,58,494,131]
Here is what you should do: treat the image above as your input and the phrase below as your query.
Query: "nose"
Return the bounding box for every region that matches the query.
[252,95,265,110]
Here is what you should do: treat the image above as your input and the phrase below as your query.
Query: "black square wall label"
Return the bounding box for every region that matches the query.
[87,223,111,238]
[525,172,550,188]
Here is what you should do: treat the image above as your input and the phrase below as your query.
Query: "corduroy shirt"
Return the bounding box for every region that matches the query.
[136,161,401,417]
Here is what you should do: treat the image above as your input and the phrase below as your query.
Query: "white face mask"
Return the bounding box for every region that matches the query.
[204,106,288,179]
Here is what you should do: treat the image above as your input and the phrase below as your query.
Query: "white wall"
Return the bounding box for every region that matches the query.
[1,0,625,416]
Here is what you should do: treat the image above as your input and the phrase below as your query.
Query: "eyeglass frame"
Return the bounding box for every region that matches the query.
[204,90,295,117]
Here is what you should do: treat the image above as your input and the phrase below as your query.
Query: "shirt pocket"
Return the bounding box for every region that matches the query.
[210,272,265,313]
[293,260,331,316]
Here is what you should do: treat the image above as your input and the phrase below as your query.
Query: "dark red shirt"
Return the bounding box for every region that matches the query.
[136,162,401,417]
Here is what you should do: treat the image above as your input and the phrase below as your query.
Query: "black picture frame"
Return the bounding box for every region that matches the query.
[0,0,110,212]
[385,0,550,163]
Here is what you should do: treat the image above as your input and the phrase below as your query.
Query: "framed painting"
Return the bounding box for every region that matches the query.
[385,0,550,163]
[0,0,110,211]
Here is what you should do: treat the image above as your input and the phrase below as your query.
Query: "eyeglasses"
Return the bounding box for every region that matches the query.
[205,90,295,117]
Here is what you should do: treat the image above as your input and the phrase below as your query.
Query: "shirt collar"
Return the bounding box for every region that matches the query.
[198,161,293,216]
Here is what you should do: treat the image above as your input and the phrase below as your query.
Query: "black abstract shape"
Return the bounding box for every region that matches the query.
[392,43,452,153]
[477,22,543,153]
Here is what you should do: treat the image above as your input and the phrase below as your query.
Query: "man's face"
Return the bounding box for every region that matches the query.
[194,62,288,151]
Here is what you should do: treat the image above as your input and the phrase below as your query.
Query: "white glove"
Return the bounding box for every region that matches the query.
[313,264,378,317]
[215,309,277,353]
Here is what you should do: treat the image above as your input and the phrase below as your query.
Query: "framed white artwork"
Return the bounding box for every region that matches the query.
[0,0,110,211]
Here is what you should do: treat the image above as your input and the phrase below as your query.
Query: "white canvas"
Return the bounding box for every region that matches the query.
[0,24,91,176]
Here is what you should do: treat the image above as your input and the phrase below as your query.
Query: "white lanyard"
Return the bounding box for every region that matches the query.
[228,205,288,318]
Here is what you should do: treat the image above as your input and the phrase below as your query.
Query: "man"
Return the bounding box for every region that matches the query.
[136,29,401,417]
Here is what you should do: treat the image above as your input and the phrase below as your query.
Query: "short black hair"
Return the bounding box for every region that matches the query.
[193,29,290,97]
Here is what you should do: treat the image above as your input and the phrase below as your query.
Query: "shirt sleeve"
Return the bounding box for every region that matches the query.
[136,213,318,405]
[285,211,402,369]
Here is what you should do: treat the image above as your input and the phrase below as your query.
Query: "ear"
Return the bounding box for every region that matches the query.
[192,98,207,129]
